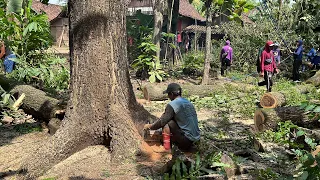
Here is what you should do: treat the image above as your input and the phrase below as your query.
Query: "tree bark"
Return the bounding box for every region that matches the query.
[21,0,154,177]
[152,0,165,60]
[306,71,320,87]
[254,107,318,132]
[260,92,286,108]
[202,3,212,85]
[10,85,65,122]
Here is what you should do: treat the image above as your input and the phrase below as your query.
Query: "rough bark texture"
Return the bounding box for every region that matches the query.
[254,107,317,132]
[10,85,65,122]
[202,5,212,85]
[306,71,320,87]
[22,0,154,177]
[143,84,217,101]
[260,92,286,108]
[152,0,165,59]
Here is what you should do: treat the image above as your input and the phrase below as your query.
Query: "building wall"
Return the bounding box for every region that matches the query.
[50,17,69,47]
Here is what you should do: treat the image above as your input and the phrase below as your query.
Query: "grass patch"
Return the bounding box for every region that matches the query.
[13,123,42,134]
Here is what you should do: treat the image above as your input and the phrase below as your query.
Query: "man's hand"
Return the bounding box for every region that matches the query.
[143,124,152,130]
[275,69,280,74]
[260,72,264,77]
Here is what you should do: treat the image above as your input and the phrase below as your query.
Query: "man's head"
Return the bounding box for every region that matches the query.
[273,42,279,49]
[163,83,182,101]
[296,40,303,47]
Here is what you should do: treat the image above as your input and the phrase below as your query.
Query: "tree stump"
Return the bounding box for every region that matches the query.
[254,107,311,132]
[260,92,286,108]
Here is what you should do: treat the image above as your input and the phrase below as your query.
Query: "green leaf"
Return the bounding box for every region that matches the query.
[296,130,305,137]
[298,171,308,180]
[155,73,163,82]
[305,105,316,111]
[196,154,201,169]
[313,106,320,113]
[149,74,156,83]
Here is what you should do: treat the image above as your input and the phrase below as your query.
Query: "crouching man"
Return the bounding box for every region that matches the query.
[143,83,200,152]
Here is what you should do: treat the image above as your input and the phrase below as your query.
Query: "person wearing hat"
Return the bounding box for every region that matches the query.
[143,83,200,152]
[258,40,279,92]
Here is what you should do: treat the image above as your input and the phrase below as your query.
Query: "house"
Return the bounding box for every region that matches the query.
[128,0,205,31]
[32,0,68,47]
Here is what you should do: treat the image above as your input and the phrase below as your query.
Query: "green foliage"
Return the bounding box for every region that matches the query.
[251,168,280,180]
[0,3,53,55]
[13,123,42,134]
[8,54,70,90]
[182,51,205,76]
[0,1,69,90]
[188,84,264,118]
[257,121,302,147]
[131,32,166,83]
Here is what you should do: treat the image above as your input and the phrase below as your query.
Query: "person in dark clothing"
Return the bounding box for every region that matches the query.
[309,51,320,70]
[258,41,279,92]
[0,40,16,73]
[292,40,304,82]
[143,83,200,152]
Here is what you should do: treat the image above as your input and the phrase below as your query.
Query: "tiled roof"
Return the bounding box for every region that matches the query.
[31,1,62,22]
[179,0,205,21]
[183,25,218,33]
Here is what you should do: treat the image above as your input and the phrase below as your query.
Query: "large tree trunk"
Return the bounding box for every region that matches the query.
[22,0,154,177]
[202,4,212,85]
[152,0,165,59]
[254,107,319,132]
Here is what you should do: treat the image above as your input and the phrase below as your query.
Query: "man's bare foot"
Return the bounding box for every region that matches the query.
[151,145,171,153]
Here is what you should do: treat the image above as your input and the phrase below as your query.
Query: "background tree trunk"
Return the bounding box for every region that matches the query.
[152,0,165,59]
[202,4,212,85]
[21,0,154,177]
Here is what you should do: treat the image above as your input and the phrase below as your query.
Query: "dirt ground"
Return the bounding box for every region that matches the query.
[0,77,296,179]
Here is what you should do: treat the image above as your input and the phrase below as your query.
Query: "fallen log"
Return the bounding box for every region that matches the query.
[10,85,65,122]
[306,71,320,86]
[143,84,217,101]
[260,92,286,108]
[254,107,318,132]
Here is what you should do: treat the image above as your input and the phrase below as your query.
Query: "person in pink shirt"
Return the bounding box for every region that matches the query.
[258,41,279,92]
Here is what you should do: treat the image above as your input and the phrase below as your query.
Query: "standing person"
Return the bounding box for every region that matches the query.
[220,40,233,76]
[256,46,264,73]
[272,43,281,66]
[0,40,16,73]
[303,47,317,71]
[292,40,304,82]
[143,83,200,152]
[258,41,279,92]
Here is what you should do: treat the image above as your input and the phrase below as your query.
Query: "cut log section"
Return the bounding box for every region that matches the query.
[260,92,286,108]
[254,107,317,132]
[10,85,66,122]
